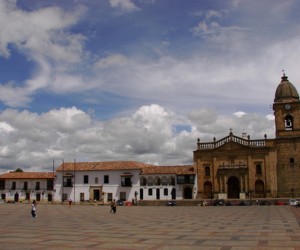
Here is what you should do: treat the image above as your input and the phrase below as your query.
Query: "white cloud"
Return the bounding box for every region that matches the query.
[94,54,129,69]
[109,0,140,12]
[0,104,275,172]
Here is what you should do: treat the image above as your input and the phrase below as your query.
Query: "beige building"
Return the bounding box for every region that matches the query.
[194,73,300,200]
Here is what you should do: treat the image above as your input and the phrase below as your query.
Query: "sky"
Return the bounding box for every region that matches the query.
[1,0,300,172]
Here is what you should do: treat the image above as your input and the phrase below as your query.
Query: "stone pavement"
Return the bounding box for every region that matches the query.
[1,203,300,249]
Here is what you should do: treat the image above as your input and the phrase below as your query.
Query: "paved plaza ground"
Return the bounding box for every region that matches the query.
[1,203,300,249]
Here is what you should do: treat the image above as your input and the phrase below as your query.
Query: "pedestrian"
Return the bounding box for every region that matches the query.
[256,200,259,206]
[31,200,37,218]
[69,198,72,207]
[110,199,117,213]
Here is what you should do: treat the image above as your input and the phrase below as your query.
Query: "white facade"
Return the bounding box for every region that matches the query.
[0,174,54,202]
[54,169,142,203]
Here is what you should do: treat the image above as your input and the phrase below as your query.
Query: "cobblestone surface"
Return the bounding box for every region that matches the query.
[1,203,300,249]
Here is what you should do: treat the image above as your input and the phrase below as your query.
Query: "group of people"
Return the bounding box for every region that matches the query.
[30,198,119,218]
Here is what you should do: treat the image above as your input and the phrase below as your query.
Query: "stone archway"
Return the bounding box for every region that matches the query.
[227,176,240,199]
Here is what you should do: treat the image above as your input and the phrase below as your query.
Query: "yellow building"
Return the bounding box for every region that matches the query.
[194,73,300,199]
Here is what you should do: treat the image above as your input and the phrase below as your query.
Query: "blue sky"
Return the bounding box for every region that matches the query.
[0,0,300,172]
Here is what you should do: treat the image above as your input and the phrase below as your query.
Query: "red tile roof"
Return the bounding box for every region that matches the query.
[141,165,195,175]
[56,161,195,175]
[56,161,196,175]
[0,172,55,179]
[56,161,154,172]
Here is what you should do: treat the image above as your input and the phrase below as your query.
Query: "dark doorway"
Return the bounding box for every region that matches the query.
[184,187,193,199]
[227,176,240,198]
[48,194,53,202]
[36,193,41,201]
[156,188,160,200]
[171,188,176,200]
[139,188,143,200]
[94,190,100,201]
[26,192,30,201]
[14,193,19,202]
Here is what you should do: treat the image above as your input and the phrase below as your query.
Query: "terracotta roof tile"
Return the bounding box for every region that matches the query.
[0,172,55,179]
[56,161,154,172]
[141,165,196,175]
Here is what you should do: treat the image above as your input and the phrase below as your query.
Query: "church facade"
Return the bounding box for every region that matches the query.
[194,74,300,200]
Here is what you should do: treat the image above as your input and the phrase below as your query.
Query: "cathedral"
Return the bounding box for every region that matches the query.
[194,73,300,200]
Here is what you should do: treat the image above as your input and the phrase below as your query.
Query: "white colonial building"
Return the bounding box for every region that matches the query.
[54,161,197,204]
[0,161,197,204]
[0,172,55,202]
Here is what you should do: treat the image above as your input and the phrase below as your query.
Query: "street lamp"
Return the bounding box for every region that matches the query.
[210,189,213,206]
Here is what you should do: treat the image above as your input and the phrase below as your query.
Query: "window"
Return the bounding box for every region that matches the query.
[256,164,262,175]
[84,175,89,184]
[120,192,126,201]
[47,180,53,190]
[11,182,16,190]
[285,115,293,130]
[140,177,147,186]
[121,176,132,187]
[205,166,210,177]
[0,180,5,190]
[107,193,113,202]
[161,176,168,186]
[290,158,295,164]
[64,178,73,187]
[169,177,175,186]
[35,182,40,190]
[95,177,98,184]
[104,175,109,184]
[177,175,195,184]
[23,182,28,190]
[147,177,154,186]
[154,177,161,186]
[164,188,168,196]
[148,188,153,196]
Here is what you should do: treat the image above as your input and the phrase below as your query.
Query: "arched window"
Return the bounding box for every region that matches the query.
[161,176,168,186]
[164,188,168,196]
[154,176,161,186]
[140,177,147,186]
[256,164,262,175]
[169,177,175,186]
[147,177,154,186]
[285,115,293,130]
[205,166,210,176]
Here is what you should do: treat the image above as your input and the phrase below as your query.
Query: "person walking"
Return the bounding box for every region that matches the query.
[31,200,37,218]
[68,198,72,207]
[110,199,117,213]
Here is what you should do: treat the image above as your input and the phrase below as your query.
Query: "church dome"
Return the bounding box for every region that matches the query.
[274,74,299,102]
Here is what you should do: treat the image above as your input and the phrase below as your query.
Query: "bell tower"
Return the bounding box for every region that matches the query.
[273,73,300,138]
[273,72,300,197]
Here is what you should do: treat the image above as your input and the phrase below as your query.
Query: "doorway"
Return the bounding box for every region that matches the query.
[94,190,100,201]
[156,188,160,200]
[184,187,193,199]
[227,176,240,198]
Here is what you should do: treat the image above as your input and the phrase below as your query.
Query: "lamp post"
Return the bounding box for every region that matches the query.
[210,189,213,206]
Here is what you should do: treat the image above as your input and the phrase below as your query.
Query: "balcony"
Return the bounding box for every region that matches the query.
[63,182,73,187]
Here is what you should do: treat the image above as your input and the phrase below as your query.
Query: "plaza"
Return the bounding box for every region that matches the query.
[1,203,300,249]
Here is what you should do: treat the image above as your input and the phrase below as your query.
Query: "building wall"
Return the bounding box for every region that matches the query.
[1,179,54,202]
[54,169,141,203]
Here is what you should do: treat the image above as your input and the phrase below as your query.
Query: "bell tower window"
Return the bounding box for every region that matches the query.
[285,115,293,130]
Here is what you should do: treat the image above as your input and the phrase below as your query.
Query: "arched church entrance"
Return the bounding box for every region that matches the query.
[227,176,240,199]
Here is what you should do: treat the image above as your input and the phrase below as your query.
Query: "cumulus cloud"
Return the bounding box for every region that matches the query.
[0,104,275,172]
